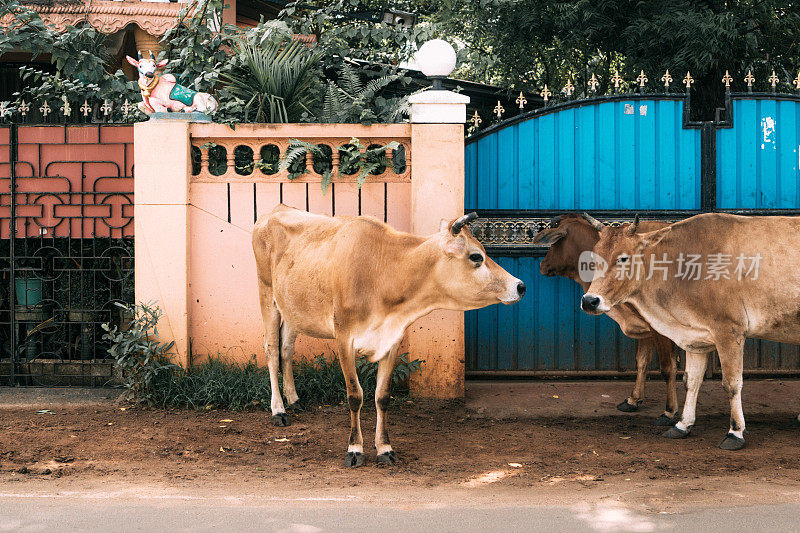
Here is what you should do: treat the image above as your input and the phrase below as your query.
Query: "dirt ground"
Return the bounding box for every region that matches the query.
[3,396,800,513]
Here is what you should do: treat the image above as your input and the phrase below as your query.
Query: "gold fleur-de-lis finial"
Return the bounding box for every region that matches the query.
[768,70,779,90]
[121,99,134,116]
[80,100,91,117]
[516,91,527,110]
[636,70,647,87]
[661,69,672,89]
[18,100,29,116]
[683,71,694,90]
[470,110,482,129]
[611,70,622,92]
[40,101,51,117]
[744,69,755,91]
[539,85,551,103]
[563,79,574,96]
[493,100,504,119]
[101,100,112,116]
[722,70,733,89]
[60,95,71,117]
[794,71,800,92]
[589,74,599,93]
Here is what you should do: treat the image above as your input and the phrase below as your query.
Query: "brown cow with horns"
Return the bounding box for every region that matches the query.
[532,214,679,425]
[581,212,800,450]
[253,205,525,466]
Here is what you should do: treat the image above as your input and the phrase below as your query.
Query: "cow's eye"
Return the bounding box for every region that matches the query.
[617,254,629,264]
[468,253,484,264]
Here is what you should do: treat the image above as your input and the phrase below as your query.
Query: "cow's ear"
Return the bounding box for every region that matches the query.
[532,227,567,246]
[443,235,466,256]
[439,218,450,233]
[156,59,168,68]
[640,226,671,248]
[125,56,139,67]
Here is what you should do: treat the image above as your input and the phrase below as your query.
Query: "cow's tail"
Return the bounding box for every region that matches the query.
[277,318,283,365]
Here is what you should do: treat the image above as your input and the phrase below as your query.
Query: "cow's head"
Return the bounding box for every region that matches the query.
[433,212,525,309]
[581,213,671,315]
[126,51,168,79]
[532,213,601,281]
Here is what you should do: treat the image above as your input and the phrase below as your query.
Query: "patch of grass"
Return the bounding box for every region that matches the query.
[104,303,423,411]
[143,353,422,411]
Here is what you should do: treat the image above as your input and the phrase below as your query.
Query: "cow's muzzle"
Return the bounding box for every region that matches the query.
[517,281,526,297]
[500,279,526,304]
[581,293,608,314]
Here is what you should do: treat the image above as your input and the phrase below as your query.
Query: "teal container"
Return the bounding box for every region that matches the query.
[14,277,43,307]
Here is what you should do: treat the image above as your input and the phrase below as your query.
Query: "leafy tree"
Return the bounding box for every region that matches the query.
[0,0,137,97]
[160,0,233,92]
[435,0,800,119]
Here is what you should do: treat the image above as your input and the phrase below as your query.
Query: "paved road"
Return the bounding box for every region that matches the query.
[1,495,799,532]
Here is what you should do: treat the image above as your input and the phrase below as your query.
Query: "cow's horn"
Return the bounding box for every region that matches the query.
[451,212,478,235]
[149,50,155,60]
[137,50,143,60]
[625,214,640,235]
[549,214,563,228]
[582,213,605,231]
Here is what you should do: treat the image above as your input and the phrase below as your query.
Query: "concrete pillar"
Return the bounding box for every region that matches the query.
[134,120,191,367]
[407,90,470,399]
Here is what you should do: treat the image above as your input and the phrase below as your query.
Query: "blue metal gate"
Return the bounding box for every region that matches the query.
[465,86,800,376]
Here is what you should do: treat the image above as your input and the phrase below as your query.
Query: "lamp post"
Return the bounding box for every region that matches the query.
[414,39,457,90]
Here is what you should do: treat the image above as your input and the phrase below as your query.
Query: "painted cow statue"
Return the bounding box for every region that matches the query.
[126,51,218,115]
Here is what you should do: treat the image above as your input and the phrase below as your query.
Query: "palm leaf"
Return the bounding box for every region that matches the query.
[220,38,322,123]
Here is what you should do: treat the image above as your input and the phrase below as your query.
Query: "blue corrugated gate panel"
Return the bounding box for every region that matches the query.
[466,99,701,211]
[466,256,633,371]
[466,99,700,372]
[714,98,800,372]
[467,96,800,373]
[717,99,800,209]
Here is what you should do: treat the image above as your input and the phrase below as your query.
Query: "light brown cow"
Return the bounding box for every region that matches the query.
[252,205,525,466]
[580,212,800,450]
[532,214,678,425]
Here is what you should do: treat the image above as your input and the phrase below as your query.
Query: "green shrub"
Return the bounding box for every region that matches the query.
[101,302,177,403]
[146,353,422,410]
[103,303,423,410]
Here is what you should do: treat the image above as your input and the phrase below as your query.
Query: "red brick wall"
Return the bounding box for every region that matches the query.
[0,125,134,239]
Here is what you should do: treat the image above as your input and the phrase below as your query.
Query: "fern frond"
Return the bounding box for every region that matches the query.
[280,145,308,172]
[339,63,364,96]
[362,75,398,99]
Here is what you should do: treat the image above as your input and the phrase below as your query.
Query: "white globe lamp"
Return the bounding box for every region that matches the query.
[415,39,457,90]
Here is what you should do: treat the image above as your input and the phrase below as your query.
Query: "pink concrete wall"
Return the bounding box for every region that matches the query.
[135,120,466,398]
[186,123,412,365]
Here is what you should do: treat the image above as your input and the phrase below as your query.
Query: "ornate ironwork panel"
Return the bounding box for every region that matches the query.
[1,124,134,386]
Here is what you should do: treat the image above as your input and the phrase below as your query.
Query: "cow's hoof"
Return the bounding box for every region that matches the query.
[718,433,746,451]
[376,451,398,465]
[653,414,676,426]
[663,426,690,439]
[344,451,364,468]
[270,413,290,427]
[616,400,639,412]
[286,401,303,412]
